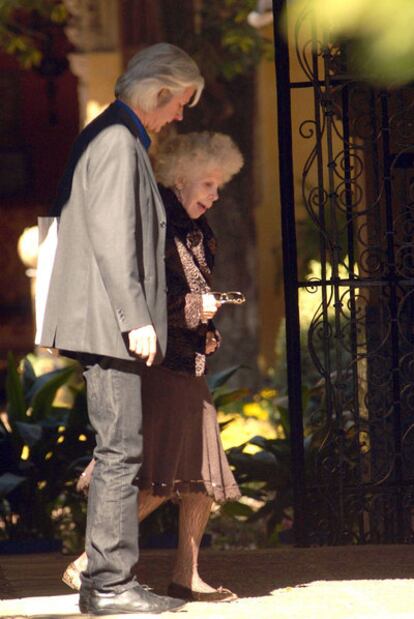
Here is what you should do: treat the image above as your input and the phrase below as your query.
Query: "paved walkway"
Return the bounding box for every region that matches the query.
[1,546,414,618]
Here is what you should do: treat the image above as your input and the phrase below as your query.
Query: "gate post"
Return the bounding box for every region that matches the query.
[272,0,308,546]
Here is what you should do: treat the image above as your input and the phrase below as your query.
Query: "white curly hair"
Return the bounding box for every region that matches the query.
[115,43,204,112]
[154,131,244,188]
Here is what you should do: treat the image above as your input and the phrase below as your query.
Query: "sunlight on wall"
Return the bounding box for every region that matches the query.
[298,257,359,327]
[85,101,108,126]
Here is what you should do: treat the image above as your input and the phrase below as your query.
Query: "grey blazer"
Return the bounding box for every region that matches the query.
[38,102,167,362]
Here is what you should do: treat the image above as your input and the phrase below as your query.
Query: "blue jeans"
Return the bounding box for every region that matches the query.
[81,357,143,593]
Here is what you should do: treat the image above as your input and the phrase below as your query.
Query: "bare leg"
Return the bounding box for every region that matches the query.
[138,490,167,522]
[68,490,167,580]
[171,493,215,593]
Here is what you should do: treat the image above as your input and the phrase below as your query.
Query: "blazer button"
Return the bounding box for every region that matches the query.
[160,221,167,228]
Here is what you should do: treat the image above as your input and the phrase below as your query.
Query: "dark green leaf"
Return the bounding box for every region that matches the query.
[39,407,69,428]
[21,357,37,400]
[6,352,26,422]
[247,500,277,522]
[227,451,276,482]
[206,365,244,391]
[15,422,43,447]
[30,366,76,421]
[214,388,250,409]
[221,501,255,519]
[235,485,267,500]
[218,417,237,432]
[26,365,75,402]
[267,441,291,459]
[248,436,290,460]
[251,450,277,466]
[277,407,291,439]
[248,435,268,449]
[0,473,26,498]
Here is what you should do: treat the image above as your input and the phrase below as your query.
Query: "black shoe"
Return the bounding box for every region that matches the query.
[79,584,186,615]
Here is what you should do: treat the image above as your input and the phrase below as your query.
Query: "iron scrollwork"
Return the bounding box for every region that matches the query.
[282,0,414,544]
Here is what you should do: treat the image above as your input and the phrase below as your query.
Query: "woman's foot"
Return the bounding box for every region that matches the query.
[167,581,237,602]
[171,494,238,602]
[62,562,81,591]
[62,553,87,591]
[171,573,216,594]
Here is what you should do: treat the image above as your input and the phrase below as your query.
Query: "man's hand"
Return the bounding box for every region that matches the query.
[128,325,157,366]
[201,293,221,323]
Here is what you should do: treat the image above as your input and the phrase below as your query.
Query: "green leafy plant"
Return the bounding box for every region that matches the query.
[0,0,68,68]
[221,364,371,546]
[207,364,250,409]
[195,0,273,82]
[220,393,294,545]
[0,352,94,549]
[162,0,273,85]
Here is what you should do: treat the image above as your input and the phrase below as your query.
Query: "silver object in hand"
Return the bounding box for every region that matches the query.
[211,291,246,305]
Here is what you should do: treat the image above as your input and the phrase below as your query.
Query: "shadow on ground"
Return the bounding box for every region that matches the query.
[2,545,414,600]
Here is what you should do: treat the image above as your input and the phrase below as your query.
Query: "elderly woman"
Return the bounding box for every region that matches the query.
[40,43,204,616]
[63,131,244,603]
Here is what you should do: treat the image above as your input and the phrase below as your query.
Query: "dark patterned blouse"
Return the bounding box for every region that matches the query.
[158,185,219,376]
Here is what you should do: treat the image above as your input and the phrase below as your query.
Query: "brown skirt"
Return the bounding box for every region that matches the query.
[138,365,241,504]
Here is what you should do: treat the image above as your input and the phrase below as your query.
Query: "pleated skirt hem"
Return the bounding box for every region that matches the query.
[139,365,241,505]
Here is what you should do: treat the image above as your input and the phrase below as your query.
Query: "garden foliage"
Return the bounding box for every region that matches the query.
[0,352,93,548]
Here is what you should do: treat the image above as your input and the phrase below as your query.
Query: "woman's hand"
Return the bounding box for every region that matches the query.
[205,331,220,354]
[128,325,157,366]
[201,293,221,323]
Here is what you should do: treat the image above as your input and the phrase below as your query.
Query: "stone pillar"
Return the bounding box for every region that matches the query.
[68,51,123,126]
[251,22,284,372]
[63,0,123,126]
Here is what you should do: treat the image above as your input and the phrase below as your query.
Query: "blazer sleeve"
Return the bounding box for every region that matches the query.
[84,125,152,332]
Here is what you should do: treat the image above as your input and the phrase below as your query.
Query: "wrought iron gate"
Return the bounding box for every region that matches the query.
[273,0,414,545]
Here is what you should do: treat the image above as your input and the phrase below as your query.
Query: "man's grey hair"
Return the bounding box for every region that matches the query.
[115,43,204,112]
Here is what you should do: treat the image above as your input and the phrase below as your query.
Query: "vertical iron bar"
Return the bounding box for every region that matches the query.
[323,48,346,541]
[273,0,308,547]
[366,89,382,541]
[380,91,403,541]
[341,85,366,542]
[309,27,337,543]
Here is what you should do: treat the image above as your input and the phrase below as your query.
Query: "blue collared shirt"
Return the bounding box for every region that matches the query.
[115,99,151,151]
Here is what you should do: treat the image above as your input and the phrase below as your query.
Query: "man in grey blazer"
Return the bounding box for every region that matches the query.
[39,43,204,615]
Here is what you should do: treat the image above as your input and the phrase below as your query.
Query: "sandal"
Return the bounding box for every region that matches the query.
[167,582,237,602]
[62,562,82,591]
